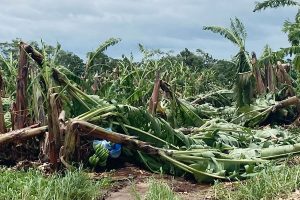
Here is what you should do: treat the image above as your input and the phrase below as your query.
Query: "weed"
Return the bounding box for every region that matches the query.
[214,165,300,200]
[0,168,111,200]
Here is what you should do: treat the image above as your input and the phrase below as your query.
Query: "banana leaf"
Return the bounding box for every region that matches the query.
[190,119,253,148]
[190,89,234,107]
[232,95,299,127]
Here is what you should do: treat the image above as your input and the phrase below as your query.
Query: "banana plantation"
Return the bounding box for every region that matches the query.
[2,0,300,199]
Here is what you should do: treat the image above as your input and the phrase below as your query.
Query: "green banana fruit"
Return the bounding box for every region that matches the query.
[89,144,109,167]
[89,155,98,166]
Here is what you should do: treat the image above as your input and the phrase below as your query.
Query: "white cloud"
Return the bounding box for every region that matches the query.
[0,0,298,59]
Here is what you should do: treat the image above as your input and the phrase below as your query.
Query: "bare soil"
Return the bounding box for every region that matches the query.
[277,190,300,200]
[93,163,214,200]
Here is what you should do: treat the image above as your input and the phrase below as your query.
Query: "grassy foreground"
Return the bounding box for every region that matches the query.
[0,168,111,200]
[214,164,300,200]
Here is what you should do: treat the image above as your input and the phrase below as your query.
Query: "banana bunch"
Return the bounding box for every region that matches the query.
[89,144,109,167]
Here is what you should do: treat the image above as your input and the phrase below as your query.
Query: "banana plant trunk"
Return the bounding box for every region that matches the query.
[276,63,294,96]
[251,53,265,95]
[265,64,276,93]
[254,67,266,95]
[14,42,29,129]
[47,93,63,168]
[0,72,6,134]
[13,42,44,130]
[148,71,161,115]
[22,42,44,66]
[0,125,47,145]
[273,96,300,111]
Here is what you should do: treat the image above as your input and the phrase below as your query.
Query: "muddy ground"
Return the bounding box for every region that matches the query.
[91,162,214,200]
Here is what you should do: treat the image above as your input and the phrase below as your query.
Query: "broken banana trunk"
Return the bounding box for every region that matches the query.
[0,125,47,145]
[62,120,159,164]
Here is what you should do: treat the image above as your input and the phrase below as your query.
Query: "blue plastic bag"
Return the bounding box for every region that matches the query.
[92,128,122,158]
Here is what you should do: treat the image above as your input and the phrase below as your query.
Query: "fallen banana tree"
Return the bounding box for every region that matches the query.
[0,125,47,145]
[60,117,300,182]
[52,117,269,182]
[46,88,300,182]
[62,119,160,162]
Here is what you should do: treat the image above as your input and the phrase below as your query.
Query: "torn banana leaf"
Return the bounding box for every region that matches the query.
[190,89,234,107]
[231,95,299,127]
[190,119,253,149]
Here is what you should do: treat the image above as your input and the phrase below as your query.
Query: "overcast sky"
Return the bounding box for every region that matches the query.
[0,0,298,60]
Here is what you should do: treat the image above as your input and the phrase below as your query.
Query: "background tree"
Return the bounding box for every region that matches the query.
[55,50,85,77]
[204,18,259,107]
[253,0,299,12]
[253,0,300,94]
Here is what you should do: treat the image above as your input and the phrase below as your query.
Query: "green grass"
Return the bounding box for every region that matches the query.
[214,164,300,200]
[131,178,180,200]
[0,168,111,200]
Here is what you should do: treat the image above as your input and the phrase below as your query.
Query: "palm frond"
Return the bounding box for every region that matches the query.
[282,10,300,45]
[293,54,300,71]
[86,38,121,69]
[280,45,300,56]
[230,17,247,43]
[203,26,243,48]
[253,0,299,12]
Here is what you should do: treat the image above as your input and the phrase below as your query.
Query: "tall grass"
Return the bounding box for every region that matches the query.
[0,168,111,200]
[214,164,300,200]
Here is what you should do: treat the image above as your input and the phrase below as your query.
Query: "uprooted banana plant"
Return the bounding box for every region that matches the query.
[48,67,300,182]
